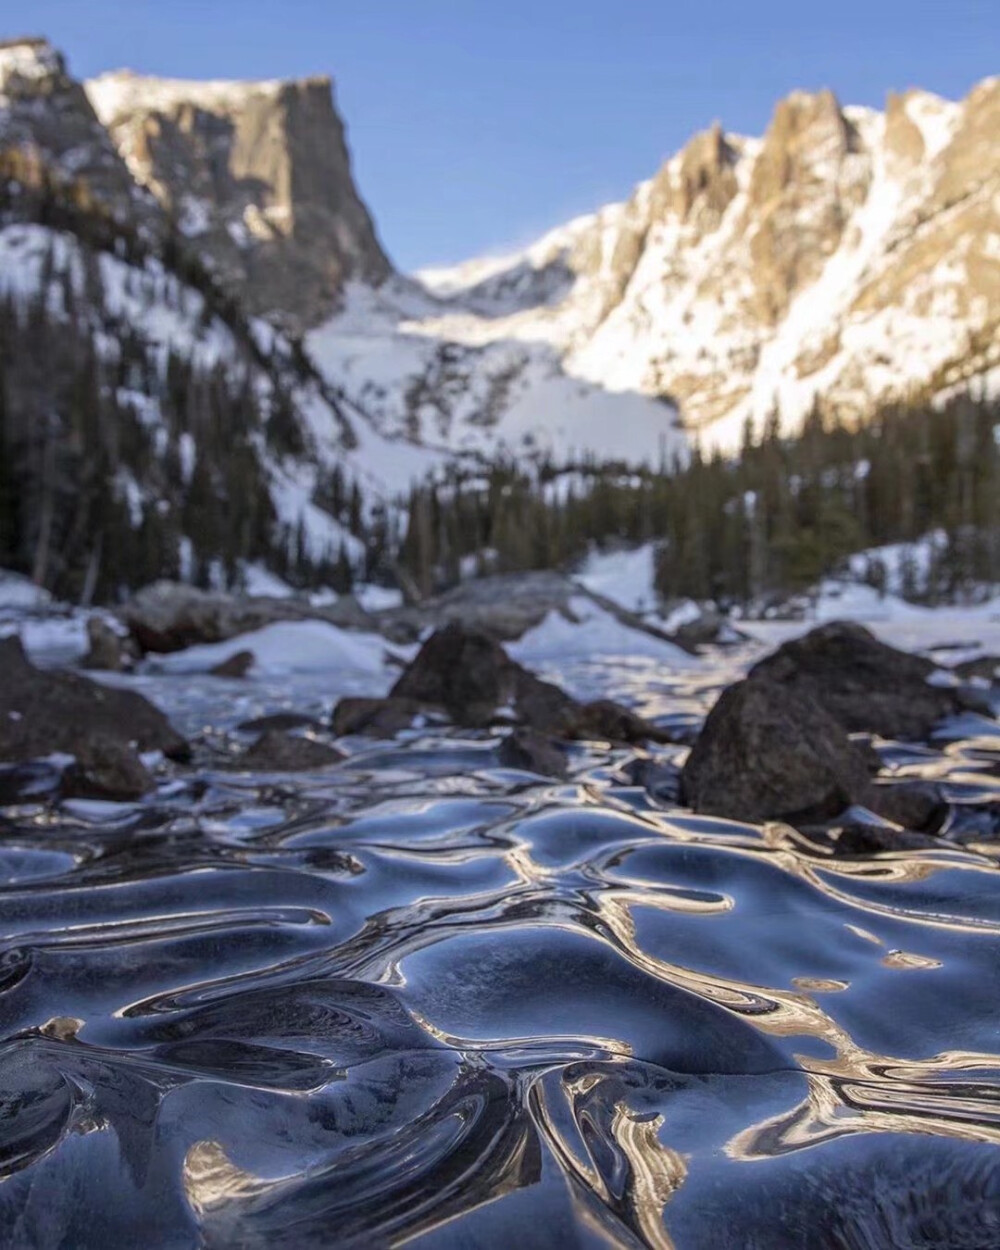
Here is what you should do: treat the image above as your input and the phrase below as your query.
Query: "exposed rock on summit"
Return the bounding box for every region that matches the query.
[0,37,150,220]
[86,69,392,329]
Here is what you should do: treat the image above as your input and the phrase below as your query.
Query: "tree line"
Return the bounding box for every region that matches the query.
[396,390,1000,607]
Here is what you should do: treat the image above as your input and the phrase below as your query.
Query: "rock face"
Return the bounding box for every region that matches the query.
[0,38,148,221]
[750,621,956,739]
[0,635,187,765]
[680,677,875,824]
[412,76,999,447]
[86,69,392,329]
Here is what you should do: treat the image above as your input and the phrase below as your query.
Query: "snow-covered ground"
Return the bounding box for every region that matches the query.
[509,595,698,668]
[150,620,406,678]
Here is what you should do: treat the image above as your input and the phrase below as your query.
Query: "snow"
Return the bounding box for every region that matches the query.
[240,564,295,598]
[575,544,660,615]
[846,532,948,597]
[152,620,398,678]
[0,571,52,611]
[0,40,61,93]
[86,71,285,126]
[309,281,685,473]
[354,584,404,613]
[509,596,697,668]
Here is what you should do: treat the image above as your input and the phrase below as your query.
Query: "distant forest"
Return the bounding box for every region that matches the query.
[3,150,998,608]
[398,390,1000,607]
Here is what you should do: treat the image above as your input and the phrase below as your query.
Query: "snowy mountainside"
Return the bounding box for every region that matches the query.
[407,81,1000,448]
[307,277,685,467]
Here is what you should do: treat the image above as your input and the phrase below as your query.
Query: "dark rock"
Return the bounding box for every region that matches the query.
[866,782,948,834]
[575,699,676,745]
[390,624,518,726]
[61,735,155,802]
[82,617,128,672]
[750,620,957,739]
[0,636,188,763]
[237,712,324,735]
[209,650,255,679]
[237,730,344,772]
[953,655,1000,683]
[331,696,426,738]
[120,581,372,654]
[621,757,682,804]
[681,677,874,824]
[513,673,583,736]
[497,728,569,779]
[389,623,671,744]
[832,819,947,856]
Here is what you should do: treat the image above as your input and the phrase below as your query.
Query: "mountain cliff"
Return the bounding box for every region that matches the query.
[414,77,1000,446]
[1,34,997,531]
[86,68,392,331]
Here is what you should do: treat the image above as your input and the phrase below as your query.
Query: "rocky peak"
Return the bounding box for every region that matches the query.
[744,88,871,323]
[86,69,392,330]
[651,121,739,229]
[0,38,144,220]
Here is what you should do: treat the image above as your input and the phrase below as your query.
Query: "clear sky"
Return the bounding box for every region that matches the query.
[14,1,1000,271]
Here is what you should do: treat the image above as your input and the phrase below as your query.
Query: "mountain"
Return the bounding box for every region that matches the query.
[1,34,997,601]
[78,58,686,469]
[412,78,1000,447]
[86,69,391,332]
[0,38,440,599]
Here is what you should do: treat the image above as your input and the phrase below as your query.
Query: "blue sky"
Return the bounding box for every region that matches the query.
[16,1,1000,270]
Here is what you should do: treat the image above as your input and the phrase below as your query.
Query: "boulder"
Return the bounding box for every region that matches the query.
[681,677,875,824]
[574,699,675,745]
[120,581,371,654]
[377,571,581,644]
[750,621,957,739]
[237,731,344,772]
[389,623,670,744]
[864,781,948,834]
[82,616,130,672]
[0,636,188,763]
[390,624,519,726]
[497,728,569,779]
[61,736,155,801]
[209,650,255,679]
[669,604,746,651]
[331,697,427,738]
